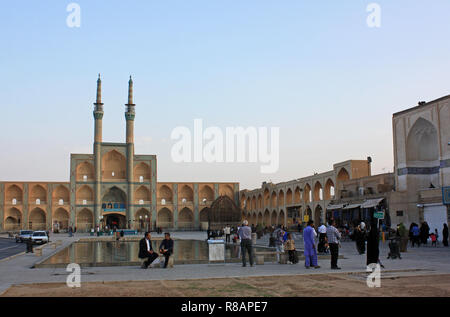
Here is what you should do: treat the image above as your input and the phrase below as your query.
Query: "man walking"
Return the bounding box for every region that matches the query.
[303,220,320,269]
[139,232,159,269]
[238,220,254,267]
[326,219,341,269]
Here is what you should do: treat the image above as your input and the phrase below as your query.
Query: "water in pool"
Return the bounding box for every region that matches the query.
[37,240,273,268]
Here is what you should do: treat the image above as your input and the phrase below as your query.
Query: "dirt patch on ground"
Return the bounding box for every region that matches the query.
[3,273,450,297]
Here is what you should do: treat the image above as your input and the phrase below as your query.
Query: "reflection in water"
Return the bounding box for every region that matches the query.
[41,240,259,266]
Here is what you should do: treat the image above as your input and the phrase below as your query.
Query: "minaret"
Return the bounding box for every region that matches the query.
[93,74,104,228]
[125,76,135,228]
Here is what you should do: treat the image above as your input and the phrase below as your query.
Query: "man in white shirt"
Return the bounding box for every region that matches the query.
[224,225,231,243]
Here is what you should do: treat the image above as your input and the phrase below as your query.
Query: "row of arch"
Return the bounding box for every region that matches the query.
[4,206,70,231]
[241,168,350,212]
[243,204,325,227]
[5,184,70,205]
[76,151,152,182]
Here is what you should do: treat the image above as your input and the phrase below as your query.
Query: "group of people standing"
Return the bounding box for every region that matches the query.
[409,222,449,247]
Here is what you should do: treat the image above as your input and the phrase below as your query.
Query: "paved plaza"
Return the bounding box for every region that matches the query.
[0,231,449,296]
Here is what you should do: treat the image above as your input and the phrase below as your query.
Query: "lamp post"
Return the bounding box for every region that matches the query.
[145,215,149,232]
[139,215,143,232]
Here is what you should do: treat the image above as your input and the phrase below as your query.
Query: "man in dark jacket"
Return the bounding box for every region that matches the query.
[159,232,174,268]
[139,232,158,269]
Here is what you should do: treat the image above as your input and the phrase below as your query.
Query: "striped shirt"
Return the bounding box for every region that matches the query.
[326,225,341,244]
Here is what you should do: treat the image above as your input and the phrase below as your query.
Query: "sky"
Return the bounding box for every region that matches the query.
[1,0,450,190]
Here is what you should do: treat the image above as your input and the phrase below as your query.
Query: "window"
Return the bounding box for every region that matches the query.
[202,198,207,204]
[396,210,404,217]
[161,199,166,205]
[83,199,87,205]
[182,198,187,204]
[139,176,144,183]
[359,187,364,196]
[139,199,144,205]
[12,198,17,205]
[330,186,335,197]
[36,199,40,205]
[59,199,64,205]
[83,175,87,182]
[319,189,323,200]
[111,171,115,177]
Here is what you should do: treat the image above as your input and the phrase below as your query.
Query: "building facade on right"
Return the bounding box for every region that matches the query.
[390,95,450,231]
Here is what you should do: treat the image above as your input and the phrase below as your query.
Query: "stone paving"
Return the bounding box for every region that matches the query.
[0,231,449,295]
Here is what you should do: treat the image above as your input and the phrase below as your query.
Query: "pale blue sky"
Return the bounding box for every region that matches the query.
[1,1,450,189]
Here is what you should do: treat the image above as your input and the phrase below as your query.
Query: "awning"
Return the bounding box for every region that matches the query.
[326,204,344,210]
[343,203,361,209]
[361,198,385,208]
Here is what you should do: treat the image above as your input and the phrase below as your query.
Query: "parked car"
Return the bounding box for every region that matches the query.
[15,230,34,243]
[31,231,49,244]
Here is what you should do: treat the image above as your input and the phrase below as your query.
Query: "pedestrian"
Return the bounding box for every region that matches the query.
[367,216,380,267]
[68,226,73,237]
[355,222,367,255]
[420,222,430,245]
[224,224,231,243]
[26,237,33,253]
[443,223,449,247]
[284,233,298,264]
[317,223,327,254]
[326,219,341,270]
[273,225,285,263]
[411,223,420,247]
[238,220,254,267]
[303,220,320,269]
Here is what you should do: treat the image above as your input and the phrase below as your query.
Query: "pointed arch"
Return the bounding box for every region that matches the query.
[102,150,126,180]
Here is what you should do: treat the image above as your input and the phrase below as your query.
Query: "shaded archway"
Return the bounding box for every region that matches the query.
[29,207,46,230]
[53,208,69,230]
[324,179,335,200]
[278,190,285,207]
[30,185,46,204]
[219,184,234,199]
[294,187,301,204]
[179,185,194,203]
[158,185,173,204]
[102,186,126,211]
[278,210,285,226]
[406,117,439,162]
[135,208,150,231]
[76,161,94,181]
[251,196,257,211]
[270,191,277,208]
[263,189,270,208]
[102,150,126,180]
[271,210,277,226]
[76,185,94,204]
[257,194,262,209]
[178,207,194,229]
[4,207,22,230]
[264,209,270,226]
[314,205,323,225]
[157,208,173,228]
[199,207,209,222]
[337,168,350,182]
[304,184,312,203]
[135,186,150,204]
[76,208,93,232]
[199,185,214,204]
[258,212,263,225]
[52,185,70,205]
[6,185,23,205]
[285,188,292,205]
[134,162,151,182]
[313,181,323,201]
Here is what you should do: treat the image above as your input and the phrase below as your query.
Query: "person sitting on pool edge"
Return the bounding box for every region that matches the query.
[159,232,174,268]
[139,232,158,269]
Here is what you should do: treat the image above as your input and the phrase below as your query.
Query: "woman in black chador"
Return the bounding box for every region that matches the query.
[443,223,449,247]
[366,213,380,266]
[355,223,366,254]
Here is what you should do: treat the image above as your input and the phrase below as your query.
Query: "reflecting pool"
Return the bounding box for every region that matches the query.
[36,240,274,268]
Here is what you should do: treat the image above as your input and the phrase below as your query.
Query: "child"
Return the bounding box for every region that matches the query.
[284,233,298,264]
[430,233,437,247]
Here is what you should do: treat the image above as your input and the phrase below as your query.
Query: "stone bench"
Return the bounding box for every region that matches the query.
[141,255,174,268]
